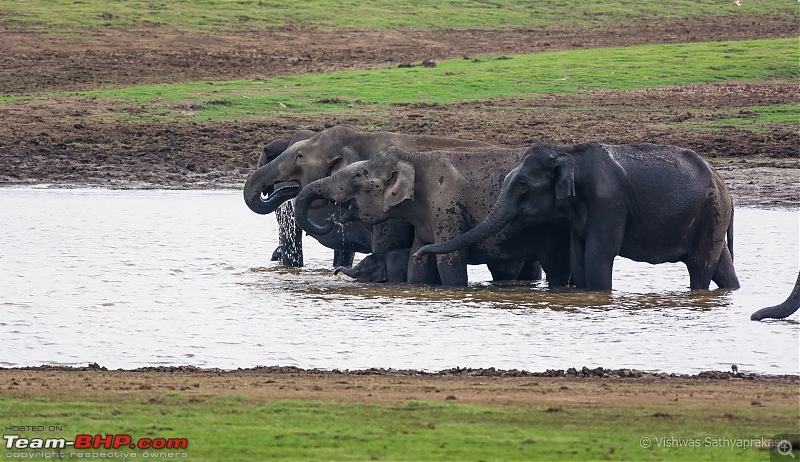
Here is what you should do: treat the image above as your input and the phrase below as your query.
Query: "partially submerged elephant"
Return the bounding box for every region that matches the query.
[334,248,412,283]
[415,142,740,291]
[258,130,370,267]
[750,270,800,321]
[294,146,571,286]
[244,125,502,280]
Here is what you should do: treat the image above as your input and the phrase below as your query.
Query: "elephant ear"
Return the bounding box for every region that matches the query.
[383,160,415,212]
[552,154,576,200]
[338,145,360,163]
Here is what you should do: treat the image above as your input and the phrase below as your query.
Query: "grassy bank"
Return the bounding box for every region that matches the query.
[3,38,792,126]
[1,0,795,31]
[0,394,794,461]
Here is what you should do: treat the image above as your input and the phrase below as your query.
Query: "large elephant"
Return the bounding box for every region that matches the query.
[294,146,571,286]
[258,130,370,267]
[415,142,741,291]
[751,270,800,320]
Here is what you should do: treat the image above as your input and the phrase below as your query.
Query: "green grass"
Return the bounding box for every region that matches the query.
[695,104,800,133]
[0,396,793,461]
[12,37,791,123]
[0,0,795,31]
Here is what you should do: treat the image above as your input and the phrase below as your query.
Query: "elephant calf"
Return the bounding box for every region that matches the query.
[416,142,740,291]
[334,248,412,283]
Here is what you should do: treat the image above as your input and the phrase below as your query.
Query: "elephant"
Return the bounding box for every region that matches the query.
[751,270,800,320]
[244,125,508,282]
[415,142,740,291]
[257,130,370,267]
[260,133,308,267]
[334,248,412,283]
[293,146,571,286]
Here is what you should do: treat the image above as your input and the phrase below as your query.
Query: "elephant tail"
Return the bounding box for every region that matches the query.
[727,206,734,262]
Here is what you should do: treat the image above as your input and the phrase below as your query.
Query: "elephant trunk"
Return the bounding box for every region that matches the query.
[243,166,299,215]
[294,183,336,236]
[750,270,800,321]
[414,189,516,258]
[334,266,359,278]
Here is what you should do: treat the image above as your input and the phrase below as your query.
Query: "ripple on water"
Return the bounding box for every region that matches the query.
[0,188,797,373]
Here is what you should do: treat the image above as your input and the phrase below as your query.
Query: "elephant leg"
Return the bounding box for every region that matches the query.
[541,228,572,287]
[332,250,355,268]
[488,261,524,282]
[583,228,622,291]
[542,251,572,288]
[685,239,726,290]
[408,235,440,284]
[710,246,740,289]
[436,251,469,286]
[570,233,588,289]
[516,261,543,281]
[276,201,303,267]
[685,259,715,290]
[271,245,282,262]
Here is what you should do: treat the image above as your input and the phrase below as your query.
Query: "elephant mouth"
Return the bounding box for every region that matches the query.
[259,182,300,210]
[334,200,360,223]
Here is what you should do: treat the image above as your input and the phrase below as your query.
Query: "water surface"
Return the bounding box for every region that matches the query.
[1,188,797,374]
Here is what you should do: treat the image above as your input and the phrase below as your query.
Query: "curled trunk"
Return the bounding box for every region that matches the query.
[334,266,358,278]
[294,184,336,236]
[243,165,299,215]
[750,270,800,321]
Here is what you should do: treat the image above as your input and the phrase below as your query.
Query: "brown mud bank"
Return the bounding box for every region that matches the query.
[2,365,797,406]
[0,86,796,209]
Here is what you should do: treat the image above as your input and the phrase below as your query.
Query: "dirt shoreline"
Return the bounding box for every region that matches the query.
[2,366,797,408]
[6,364,799,380]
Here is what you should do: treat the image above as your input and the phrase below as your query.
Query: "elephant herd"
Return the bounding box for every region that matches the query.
[243,125,799,321]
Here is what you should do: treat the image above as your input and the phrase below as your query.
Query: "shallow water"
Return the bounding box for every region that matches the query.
[0,188,797,374]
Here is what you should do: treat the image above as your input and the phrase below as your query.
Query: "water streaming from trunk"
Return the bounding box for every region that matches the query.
[275,200,303,267]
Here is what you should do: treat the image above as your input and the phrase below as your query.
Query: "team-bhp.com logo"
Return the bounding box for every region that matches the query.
[4,434,189,450]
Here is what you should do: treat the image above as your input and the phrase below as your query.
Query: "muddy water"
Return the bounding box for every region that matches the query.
[1,188,797,374]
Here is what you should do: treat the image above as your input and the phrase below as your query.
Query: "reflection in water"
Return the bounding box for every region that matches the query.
[0,188,797,374]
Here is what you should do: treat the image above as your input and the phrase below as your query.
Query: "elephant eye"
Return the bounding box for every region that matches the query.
[295,152,304,162]
[516,183,529,194]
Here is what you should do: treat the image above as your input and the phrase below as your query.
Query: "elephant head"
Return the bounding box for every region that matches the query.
[243,126,362,215]
[334,257,386,283]
[256,130,315,169]
[414,146,573,258]
[244,125,496,216]
[294,147,415,235]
